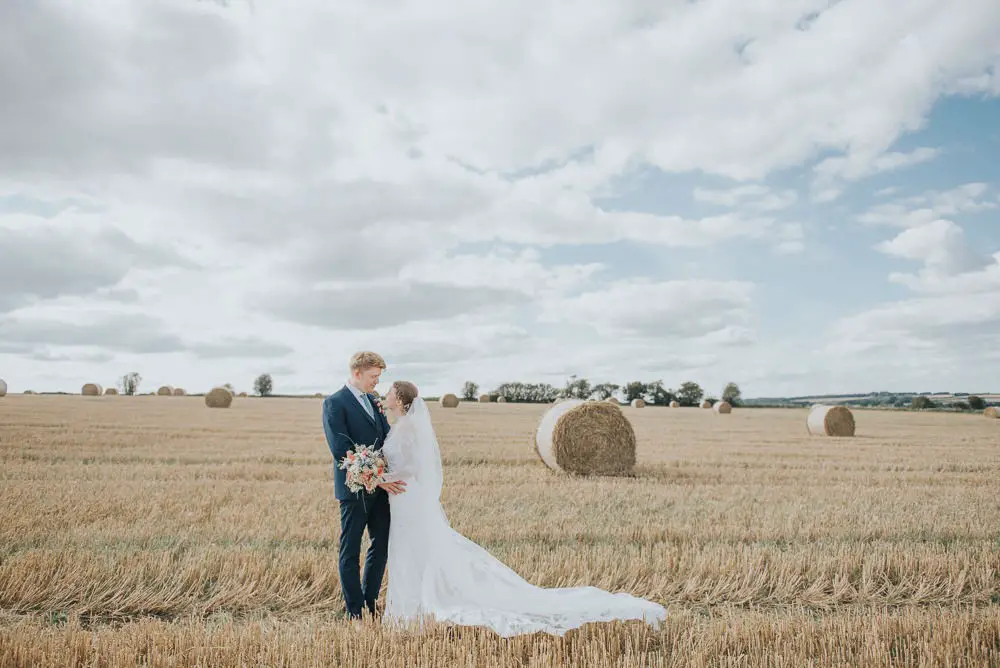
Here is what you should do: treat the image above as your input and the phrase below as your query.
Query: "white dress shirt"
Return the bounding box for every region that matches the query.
[346,380,374,419]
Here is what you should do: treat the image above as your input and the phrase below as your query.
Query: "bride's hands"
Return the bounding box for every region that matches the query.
[379,480,407,495]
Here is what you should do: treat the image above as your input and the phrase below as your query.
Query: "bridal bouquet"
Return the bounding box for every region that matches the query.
[339,443,386,494]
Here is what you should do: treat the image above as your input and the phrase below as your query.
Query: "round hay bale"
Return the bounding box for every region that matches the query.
[239,392,249,398]
[157,386,174,396]
[81,383,102,396]
[205,387,234,409]
[478,394,492,403]
[535,399,635,476]
[172,388,186,396]
[985,407,999,419]
[669,400,680,408]
[714,401,732,414]
[807,405,855,437]
[104,387,119,396]
[440,393,459,408]
[0,379,6,397]
[701,399,712,409]
[630,398,645,408]
[497,396,507,403]
[604,397,619,404]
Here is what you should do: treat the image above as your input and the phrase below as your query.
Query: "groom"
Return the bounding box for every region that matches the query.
[323,351,406,619]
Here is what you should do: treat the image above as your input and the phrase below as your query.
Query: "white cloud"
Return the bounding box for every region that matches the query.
[858,183,996,227]
[876,219,991,276]
[539,279,755,341]
[693,184,797,211]
[815,147,940,184]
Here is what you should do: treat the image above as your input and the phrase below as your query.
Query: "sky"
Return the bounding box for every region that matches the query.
[2,0,1000,398]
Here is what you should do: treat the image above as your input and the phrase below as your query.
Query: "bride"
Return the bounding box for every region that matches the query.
[379,380,667,637]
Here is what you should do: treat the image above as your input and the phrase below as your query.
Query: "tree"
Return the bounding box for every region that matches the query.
[676,381,704,407]
[623,381,647,403]
[911,396,935,410]
[561,376,591,400]
[119,372,142,396]
[968,396,986,411]
[591,383,620,400]
[644,380,675,405]
[253,374,273,397]
[461,381,479,401]
[492,382,559,403]
[722,382,742,406]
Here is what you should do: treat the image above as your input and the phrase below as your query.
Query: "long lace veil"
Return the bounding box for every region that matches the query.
[403,397,445,506]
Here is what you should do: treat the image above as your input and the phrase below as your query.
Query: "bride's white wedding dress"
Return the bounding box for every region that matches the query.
[381,398,666,637]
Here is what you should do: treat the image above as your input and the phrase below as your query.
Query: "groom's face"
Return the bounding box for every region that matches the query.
[354,366,382,393]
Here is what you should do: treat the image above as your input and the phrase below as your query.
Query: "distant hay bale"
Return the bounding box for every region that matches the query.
[535,399,636,476]
[81,383,102,396]
[0,379,6,397]
[205,387,234,409]
[605,397,619,404]
[239,392,249,398]
[440,393,459,408]
[478,394,492,403]
[669,400,680,408]
[104,387,119,396]
[701,400,713,409]
[807,405,856,437]
[985,407,999,419]
[630,399,645,408]
[714,401,732,414]
[497,396,507,403]
[157,386,174,396]
[172,388,186,397]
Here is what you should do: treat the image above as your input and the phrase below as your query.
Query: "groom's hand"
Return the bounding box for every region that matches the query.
[379,480,407,495]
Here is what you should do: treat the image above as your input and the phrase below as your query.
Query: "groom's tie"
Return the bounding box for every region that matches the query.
[361,393,375,419]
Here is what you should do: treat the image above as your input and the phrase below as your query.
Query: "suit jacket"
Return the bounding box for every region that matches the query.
[323,385,393,501]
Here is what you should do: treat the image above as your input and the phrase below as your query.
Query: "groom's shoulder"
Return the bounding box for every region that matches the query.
[324,386,349,406]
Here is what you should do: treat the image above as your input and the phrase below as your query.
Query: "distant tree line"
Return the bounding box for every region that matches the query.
[461,377,743,407]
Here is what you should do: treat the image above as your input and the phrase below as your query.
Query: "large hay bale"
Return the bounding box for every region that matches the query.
[478,394,492,403]
[81,383,102,396]
[239,392,249,398]
[604,397,619,404]
[630,399,645,408]
[535,399,636,476]
[157,386,174,396]
[172,388,186,396]
[440,393,459,408]
[669,400,680,408]
[714,401,732,414]
[985,407,999,419]
[205,387,234,408]
[807,405,855,437]
[701,399,712,409]
[0,379,6,397]
[104,387,119,396]
[497,396,507,403]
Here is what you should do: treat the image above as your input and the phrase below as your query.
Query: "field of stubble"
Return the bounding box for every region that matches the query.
[1,395,998,667]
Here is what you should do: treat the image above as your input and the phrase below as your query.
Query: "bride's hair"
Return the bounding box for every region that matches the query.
[392,380,419,413]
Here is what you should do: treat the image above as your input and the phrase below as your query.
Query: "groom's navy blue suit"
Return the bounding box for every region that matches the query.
[323,385,392,618]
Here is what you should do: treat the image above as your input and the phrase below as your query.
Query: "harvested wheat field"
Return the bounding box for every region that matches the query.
[1,397,999,667]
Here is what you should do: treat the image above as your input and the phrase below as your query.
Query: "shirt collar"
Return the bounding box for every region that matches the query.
[346,381,366,399]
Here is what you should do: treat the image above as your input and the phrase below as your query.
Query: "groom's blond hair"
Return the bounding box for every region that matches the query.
[350,351,386,372]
